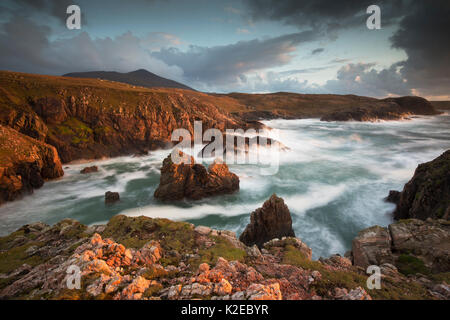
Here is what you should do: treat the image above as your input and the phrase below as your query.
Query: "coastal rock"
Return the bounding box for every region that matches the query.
[388,219,450,273]
[351,226,393,268]
[0,125,64,205]
[391,150,450,220]
[239,194,295,248]
[321,96,440,122]
[385,190,401,204]
[0,214,446,300]
[105,191,120,204]
[198,134,289,158]
[80,166,98,174]
[154,151,239,201]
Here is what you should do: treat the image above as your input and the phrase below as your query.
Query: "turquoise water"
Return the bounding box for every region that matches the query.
[1,113,449,258]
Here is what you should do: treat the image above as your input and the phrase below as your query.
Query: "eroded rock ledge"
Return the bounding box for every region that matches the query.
[154,151,239,201]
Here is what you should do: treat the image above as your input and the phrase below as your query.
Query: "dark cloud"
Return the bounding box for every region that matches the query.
[242,0,406,34]
[13,0,79,24]
[390,1,450,96]
[152,30,319,84]
[311,48,324,55]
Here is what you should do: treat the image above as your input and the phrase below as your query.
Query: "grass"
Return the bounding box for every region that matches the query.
[0,242,45,274]
[396,254,430,276]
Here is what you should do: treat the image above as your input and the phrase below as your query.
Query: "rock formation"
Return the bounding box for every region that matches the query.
[1,214,447,300]
[321,96,440,122]
[105,191,120,204]
[198,134,289,158]
[351,219,450,274]
[390,150,449,220]
[154,151,239,201]
[80,166,98,174]
[239,194,295,248]
[0,125,64,204]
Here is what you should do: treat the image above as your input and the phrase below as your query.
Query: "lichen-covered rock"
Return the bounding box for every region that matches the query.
[239,194,295,248]
[154,151,239,201]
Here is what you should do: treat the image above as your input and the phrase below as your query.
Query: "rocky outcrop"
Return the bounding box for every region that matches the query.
[352,226,394,268]
[320,96,440,122]
[239,194,295,248]
[105,191,120,204]
[154,151,239,201]
[390,150,450,220]
[198,134,290,158]
[80,166,98,174]
[351,219,450,275]
[0,214,446,300]
[0,125,64,204]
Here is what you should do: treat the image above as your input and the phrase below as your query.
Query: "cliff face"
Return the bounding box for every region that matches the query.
[0,125,63,204]
[390,150,450,220]
[0,71,248,163]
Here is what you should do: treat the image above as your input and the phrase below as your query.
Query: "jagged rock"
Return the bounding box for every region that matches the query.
[239,194,295,248]
[154,151,239,201]
[392,150,449,220]
[80,166,98,174]
[105,191,120,204]
[0,125,64,204]
[351,226,393,268]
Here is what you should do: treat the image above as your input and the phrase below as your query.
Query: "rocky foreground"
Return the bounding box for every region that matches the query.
[0,195,448,300]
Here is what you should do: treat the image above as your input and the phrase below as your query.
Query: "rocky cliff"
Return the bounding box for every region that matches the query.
[0,125,63,204]
[0,71,250,164]
[389,150,450,220]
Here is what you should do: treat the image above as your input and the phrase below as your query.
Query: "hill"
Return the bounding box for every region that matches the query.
[63,69,195,91]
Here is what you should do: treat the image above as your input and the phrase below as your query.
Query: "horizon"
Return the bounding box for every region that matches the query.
[0,0,448,100]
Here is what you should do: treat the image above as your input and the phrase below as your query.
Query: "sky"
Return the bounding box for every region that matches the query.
[0,0,449,99]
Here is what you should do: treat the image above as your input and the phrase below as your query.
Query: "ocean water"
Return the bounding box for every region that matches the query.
[1,113,449,259]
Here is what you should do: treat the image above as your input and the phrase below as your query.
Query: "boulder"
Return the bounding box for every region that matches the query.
[389,219,450,273]
[391,150,449,220]
[351,226,393,268]
[154,150,239,201]
[239,194,295,248]
[105,191,120,204]
[80,166,98,174]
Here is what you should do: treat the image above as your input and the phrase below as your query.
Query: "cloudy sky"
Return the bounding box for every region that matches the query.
[0,0,449,99]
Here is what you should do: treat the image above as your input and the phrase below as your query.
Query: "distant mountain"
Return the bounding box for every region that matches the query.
[63,69,194,91]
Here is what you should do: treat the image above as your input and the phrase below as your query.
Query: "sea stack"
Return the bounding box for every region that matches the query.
[154,150,239,201]
[239,194,295,248]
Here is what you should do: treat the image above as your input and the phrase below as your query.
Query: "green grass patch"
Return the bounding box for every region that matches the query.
[396,254,430,276]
